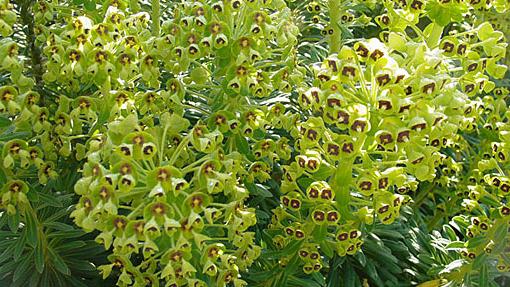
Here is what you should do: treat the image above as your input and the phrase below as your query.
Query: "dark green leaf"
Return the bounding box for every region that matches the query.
[34,241,45,273]
[354,250,367,267]
[443,225,458,241]
[54,241,86,252]
[8,212,20,233]
[472,253,487,269]
[479,263,488,285]
[49,248,70,275]
[445,241,465,250]
[344,263,357,287]
[245,181,273,198]
[320,241,334,258]
[12,230,26,261]
[44,222,74,231]
[36,192,63,208]
[365,260,384,286]
[466,236,486,249]
[13,254,32,283]
[235,134,250,156]
[25,211,38,247]
[0,131,31,141]
[0,116,11,128]
[83,0,96,10]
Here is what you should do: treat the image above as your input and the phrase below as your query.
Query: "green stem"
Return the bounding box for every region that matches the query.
[494,161,507,176]
[205,237,230,241]
[328,0,342,54]
[426,22,444,48]
[20,0,44,104]
[127,202,145,219]
[333,158,354,220]
[413,182,436,209]
[183,104,210,115]
[206,223,228,228]
[168,136,190,166]
[151,0,160,37]
[159,125,169,164]
[27,206,49,266]
[118,189,147,199]
[181,156,210,174]
[171,203,184,218]
[426,211,445,231]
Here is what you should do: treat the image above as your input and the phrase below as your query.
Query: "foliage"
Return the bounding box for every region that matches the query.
[0,0,509,286]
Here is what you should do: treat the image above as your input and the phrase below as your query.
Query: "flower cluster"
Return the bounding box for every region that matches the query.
[65,0,304,286]
[0,0,16,37]
[266,0,509,274]
[71,111,262,286]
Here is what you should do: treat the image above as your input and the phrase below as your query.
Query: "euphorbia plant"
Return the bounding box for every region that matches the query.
[64,0,303,286]
[258,0,510,285]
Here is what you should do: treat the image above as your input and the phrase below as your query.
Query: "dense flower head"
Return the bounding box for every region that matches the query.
[264,0,510,274]
[72,111,262,286]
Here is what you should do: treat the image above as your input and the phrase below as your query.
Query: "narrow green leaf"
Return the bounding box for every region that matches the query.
[0,254,18,274]
[466,236,486,249]
[0,116,11,128]
[472,253,487,269]
[12,230,26,261]
[29,270,40,287]
[53,241,86,252]
[25,211,38,247]
[479,263,488,285]
[13,254,32,283]
[65,258,97,272]
[46,229,85,239]
[287,275,322,287]
[67,277,90,287]
[373,229,405,241]
[0,131,31,141]
[8,212,20,233]
[320,241,334,258]
[0,241,15,265]
[311,272,326,286]
[34,241,45,273]
[354,250,367,267]
[83,0,96,10]
[49,248,70,275]
[235,134,250,156]
[443,225,458,241]
[365,260,384,286]
[36,192,62,207]
[43,222,74,231]
[245,181,273,198]
[344,263,357,287]
[445,241,465,250]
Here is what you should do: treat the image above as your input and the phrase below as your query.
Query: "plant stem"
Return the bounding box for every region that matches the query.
[328,0,342,54]
[334,158,354,220]
[413,182,436,209]
[20,0,44,104]
[151,0,160,37]
[168,136,190,166]
[127,202,145,219]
